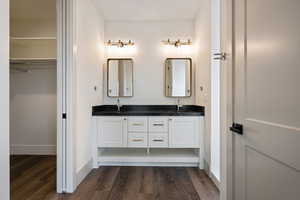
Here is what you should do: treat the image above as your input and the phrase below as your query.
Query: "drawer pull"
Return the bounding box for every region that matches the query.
[153,123,164,126]
[132,123,143,126]
[132,139,143,142]
[153,139,164,142]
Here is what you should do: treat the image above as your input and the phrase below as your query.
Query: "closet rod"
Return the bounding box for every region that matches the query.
[10,67,30,73]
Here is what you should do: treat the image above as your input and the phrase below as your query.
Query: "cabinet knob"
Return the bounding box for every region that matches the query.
[124,118,127,120]
[169,118,172,121]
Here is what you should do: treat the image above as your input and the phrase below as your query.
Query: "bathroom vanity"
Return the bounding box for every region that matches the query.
[92,105,205,168]
[92,57,205,168]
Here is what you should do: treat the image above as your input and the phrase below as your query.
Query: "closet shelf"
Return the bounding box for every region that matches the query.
[10,37,57,40]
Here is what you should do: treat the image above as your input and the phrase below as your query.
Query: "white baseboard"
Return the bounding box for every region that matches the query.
[210,171,221,189]
[10,145,56,155]
[75,159,93,189]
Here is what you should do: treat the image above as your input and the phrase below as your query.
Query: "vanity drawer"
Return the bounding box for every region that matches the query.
[149,133,169,148]
[128,133,148,147]
[149,117,168,132]
[128,117,148,132]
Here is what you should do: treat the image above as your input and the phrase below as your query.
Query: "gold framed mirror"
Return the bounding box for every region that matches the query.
[165,58,192,97]
[107,58,133,97]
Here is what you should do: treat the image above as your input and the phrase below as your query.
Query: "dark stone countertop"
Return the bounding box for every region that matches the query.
[92,105,205,116]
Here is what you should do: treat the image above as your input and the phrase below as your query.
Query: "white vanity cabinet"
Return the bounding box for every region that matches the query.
[169,117,200,148]
[95,116,202,148]
[148,117,169,148]
[93,115,204,168]
[97,117,127,147]
[127,117,148,147]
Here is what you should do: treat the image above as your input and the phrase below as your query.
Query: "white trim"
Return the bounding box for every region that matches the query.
[65,0,77,193]
[75,159,93,188]
[0,0,10,199]
[56,0,64,193]
[210,171,221,189]
[98,162,199,167]
[220,0,233,200]
[99,156,199,164]
[56,0,77,193]
[10,145,56,155]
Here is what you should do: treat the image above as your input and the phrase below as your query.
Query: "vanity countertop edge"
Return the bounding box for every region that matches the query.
[92,105,205,116]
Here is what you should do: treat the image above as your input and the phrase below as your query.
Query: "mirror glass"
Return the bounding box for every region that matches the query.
[165,58,192,97]
[107,59,133,97]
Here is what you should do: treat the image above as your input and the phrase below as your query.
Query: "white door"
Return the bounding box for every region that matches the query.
[98,117,127,147]
[232,0,300,199]
[169,117,199,148]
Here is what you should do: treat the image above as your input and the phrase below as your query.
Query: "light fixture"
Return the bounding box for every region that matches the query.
[162,39,192,47]
[107,40,135,48]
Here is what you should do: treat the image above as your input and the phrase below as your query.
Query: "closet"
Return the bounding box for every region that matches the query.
[9,0,57,156]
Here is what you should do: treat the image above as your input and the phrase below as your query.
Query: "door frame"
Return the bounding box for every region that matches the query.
[220,0,233,199]
[57,0,77,193]
[0,0,10,199]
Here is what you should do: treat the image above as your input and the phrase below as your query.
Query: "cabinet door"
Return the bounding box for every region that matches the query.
[169,117,200,148]
[98,117,127,147]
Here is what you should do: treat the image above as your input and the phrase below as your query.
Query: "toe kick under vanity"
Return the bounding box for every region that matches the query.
[92,105,205,168]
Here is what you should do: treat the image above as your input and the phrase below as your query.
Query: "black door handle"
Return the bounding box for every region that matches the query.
[230,123,243,135]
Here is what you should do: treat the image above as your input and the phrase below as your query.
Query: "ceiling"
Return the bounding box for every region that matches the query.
[94,0,201,21]
[10,0,56,20]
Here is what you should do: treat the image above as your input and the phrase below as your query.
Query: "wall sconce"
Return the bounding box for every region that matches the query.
[107,40,135,48]
[162,39,192,47]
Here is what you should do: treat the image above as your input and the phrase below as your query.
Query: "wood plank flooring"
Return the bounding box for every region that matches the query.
[11,156,219,200]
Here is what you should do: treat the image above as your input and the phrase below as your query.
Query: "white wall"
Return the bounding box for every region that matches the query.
[75,0,105,174]
[103,20,195,105]
[10,67,57,154]
[0,0,10,199]
[195,0,212,172]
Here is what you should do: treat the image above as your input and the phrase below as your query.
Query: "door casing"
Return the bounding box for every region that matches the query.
[220,0,234,199]
[57,0,77,193]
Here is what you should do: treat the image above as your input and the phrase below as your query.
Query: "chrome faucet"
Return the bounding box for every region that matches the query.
[177,98,183,111]
[117,98,121,112]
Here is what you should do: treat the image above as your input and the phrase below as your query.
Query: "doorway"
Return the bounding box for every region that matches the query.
[9,0,68,197]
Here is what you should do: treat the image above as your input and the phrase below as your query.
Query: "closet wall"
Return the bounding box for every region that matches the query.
[9,0,57,155]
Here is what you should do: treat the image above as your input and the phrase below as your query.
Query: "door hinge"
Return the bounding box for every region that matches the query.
[213,52,227,60]
[62,113,67,119]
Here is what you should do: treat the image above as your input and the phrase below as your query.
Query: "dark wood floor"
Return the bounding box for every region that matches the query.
[11,156,219,200]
